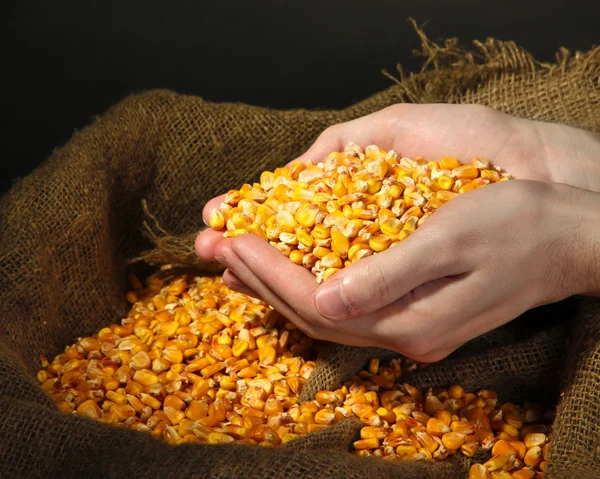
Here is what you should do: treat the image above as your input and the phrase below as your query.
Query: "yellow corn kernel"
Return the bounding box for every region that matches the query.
[77,399,102,419]
[223,228,247,238]
[512,470,535,479]
[347,243,370,262]
[320,252,343,269]
[313,246,331,259]
[330,227,350,258]
[461,440,479,457]
[322,268,341,282]
[367,357,380,375]
[312,224,331,240]
[369,234,392,253]
[273,184,292,201]
[403,217,419,234]
[332,179,347,197]
[380,218,402,237]
[436,191,458,203]
[110,404,136,421]
[162,348,183,364]
[247,223,268,240]
[441,432,465,450]
[395,230,410,242]
[481,169,501,182]
[439,157,460,170]
[288,160,306,179]
[436,175,454,191]
[295,203,320,227]
[354,438,379,450]
[314,391,337,405]
[207,432,235,444]
[259,171,275,190]
[524,446,543,467]
[483,454,508,472]
[452,164,479,180]
[396,445,418,458]
[313,409,335,425]
[542,442,550,461]
[296,228,314,247]
[458,181,476,194]
[200,362,225,378]
[133,370,159,387]
[281,433,299,445]
[491,439,517,461]
[469,464,491,479]
[524,433,547,449]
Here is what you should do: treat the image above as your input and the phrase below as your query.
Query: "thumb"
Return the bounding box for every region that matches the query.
[288,123,347,166]
[288,110,388,165]
[314,227,464,320]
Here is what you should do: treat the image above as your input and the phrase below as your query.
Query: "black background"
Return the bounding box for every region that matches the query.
[4,1,599,195]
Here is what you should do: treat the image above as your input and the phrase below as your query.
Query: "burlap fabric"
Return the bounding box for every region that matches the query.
[1,29,599,478]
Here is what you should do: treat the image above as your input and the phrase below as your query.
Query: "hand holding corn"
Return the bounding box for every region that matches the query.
[196,104,600,362]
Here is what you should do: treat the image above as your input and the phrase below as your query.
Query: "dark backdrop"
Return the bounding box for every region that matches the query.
[4,1,599,195]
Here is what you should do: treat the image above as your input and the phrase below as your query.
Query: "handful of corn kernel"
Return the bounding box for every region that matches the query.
[38,271,551,478]
[209,143,512,282]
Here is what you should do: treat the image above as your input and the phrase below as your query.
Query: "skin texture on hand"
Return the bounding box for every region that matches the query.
[195,104,600,362]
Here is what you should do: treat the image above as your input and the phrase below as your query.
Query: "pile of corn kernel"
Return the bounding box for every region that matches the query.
[209,143,512,282]
[38,271,551,478]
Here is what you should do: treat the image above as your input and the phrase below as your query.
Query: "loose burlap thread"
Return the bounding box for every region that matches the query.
[1,28,599,478]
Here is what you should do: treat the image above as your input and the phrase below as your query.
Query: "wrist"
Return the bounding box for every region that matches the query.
[579,189,600,296]
[549,184,600,298]
[533,122,600,192]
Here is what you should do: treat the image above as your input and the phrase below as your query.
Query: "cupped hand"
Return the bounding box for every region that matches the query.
[286,103,600,192]
[195,103,600,361]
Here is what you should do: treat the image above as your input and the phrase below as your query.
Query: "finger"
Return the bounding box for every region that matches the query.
[202,194,227,226]
[222,269,263,300]
[288,110,396,166]
[288,125,347,166]
[421,272,536,353]
[195,228,227,260]
[227,235,322,323]
[313,224,468,321]
[353,270,508,361]
[216,239,370,345]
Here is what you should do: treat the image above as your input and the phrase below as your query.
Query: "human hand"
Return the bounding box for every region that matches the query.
[285,103,600,192]
[195,104,600,361]
[200,180,600,362]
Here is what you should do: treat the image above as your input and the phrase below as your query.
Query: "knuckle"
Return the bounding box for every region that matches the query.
[403,337,435,359]
[382,105,411,130]
[384,310,445,360]
[382,103,410,118]
[321,123,343,141]
[293,318,320,339]
[386,334,434,360]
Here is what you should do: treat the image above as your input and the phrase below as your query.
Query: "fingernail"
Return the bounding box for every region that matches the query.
[316,278,352,320]
[202,215,209,226]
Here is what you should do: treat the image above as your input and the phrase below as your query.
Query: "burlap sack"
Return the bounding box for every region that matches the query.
[1,29,599,478]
